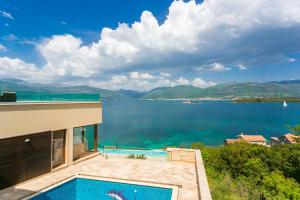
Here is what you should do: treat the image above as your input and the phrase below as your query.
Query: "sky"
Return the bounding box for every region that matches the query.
[0,0,300,91]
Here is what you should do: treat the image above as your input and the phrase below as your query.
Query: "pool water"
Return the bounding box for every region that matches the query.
[100,148,167,157]
[31,178,173,200]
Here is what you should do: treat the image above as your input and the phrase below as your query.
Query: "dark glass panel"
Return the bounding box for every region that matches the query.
[52,130,66,168]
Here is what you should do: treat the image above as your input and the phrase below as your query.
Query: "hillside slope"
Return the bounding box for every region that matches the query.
[0,79,131,101]
[142,82,300,99]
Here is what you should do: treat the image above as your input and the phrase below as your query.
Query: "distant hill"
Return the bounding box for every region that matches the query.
[0,79,131,101]
[2,79,300,100]
[270,80,300,84]
[142,82,300,99]
[118,89,147,99]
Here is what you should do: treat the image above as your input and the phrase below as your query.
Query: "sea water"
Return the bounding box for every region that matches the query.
[99,100,300,148]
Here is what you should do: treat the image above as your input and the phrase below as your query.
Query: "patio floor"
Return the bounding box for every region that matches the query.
[0,155,199,200]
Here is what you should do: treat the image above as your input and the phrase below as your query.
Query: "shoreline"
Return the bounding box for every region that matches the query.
[139,97,300,103]
[140,98,232,101]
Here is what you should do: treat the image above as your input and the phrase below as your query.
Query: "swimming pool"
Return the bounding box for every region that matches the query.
[29,176,175,200]
[100,148,168,157]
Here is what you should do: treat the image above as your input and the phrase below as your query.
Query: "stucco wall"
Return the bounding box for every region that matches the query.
[0,102,102,140]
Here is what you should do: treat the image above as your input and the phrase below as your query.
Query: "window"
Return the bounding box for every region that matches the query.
[52,130,66,168]
[73,124,97,161]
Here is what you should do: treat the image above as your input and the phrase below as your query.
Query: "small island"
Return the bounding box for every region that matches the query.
[233,97,300,103]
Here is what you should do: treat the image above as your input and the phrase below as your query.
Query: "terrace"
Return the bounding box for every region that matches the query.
[0,92,211,200]
[0,148,211,200]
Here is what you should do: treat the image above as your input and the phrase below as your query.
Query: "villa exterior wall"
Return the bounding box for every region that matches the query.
[0,102,102,139]
[0,102,102,190]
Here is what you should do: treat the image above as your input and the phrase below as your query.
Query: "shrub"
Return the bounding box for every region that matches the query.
[136,154,146,159]
[261,171,300,200]
[127,154,135,159]
[191,142,300,199]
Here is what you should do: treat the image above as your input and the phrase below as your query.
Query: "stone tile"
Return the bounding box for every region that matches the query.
[0,155,199,200]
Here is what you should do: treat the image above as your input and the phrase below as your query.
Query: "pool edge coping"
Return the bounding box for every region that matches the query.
[22,174,179,200]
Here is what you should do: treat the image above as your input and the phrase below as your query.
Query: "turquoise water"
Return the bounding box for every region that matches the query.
[17,92,100,102]
[99,100,300,148]
[31,178,172,200]
[99,148,167,157]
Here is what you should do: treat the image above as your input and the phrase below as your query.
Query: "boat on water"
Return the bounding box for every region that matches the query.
[182,99,192,104]
[283,100,288,107]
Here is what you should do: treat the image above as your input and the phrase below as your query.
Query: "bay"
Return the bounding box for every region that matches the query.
[99,100,300,148]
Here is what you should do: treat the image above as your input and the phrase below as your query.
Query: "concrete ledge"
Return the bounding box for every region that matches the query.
[167,148,196,163]
[167,148,212,200]
[195,150,212,200]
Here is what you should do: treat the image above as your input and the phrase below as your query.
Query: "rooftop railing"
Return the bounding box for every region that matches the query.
[16,92,101,102]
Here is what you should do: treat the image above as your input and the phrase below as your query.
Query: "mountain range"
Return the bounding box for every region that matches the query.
[1,79,300,101]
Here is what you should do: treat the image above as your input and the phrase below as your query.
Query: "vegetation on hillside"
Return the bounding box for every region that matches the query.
[191,142,300,200]
[4,78,300,100]
[233,97,300,103]
[142,82,300,99]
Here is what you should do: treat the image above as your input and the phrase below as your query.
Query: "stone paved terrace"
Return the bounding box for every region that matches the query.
[0,154,202,200]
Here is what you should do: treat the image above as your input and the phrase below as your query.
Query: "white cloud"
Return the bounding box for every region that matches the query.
[72,72,214,91]
[129,72,155,80]
[171,77,190,86]
[192,78,216,88]
[0,0,300,85]
[288,58,296,62]
[2,34,19,42]
[111,75,128,84]
[0,44,7,51]
[236,64,247,70]
[0,57,46,81]
[209,63,231,72]
[160,72,171,77]
[0,10,14,20]
[28,0,300,79]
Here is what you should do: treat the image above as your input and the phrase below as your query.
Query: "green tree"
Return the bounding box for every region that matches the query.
[219,142,270,177]
[261,171,300,200]
[241,158,269,183]
[269,144,300,183]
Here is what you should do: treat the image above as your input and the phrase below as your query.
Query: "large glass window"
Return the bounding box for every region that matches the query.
[52,130,66,168]
[73,124,97,161]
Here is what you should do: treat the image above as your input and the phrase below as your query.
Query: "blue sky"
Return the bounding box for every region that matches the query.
[0,0,300,91]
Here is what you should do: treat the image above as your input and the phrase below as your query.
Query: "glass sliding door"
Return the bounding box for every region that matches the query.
[52,130,66,168]
[73,124,97,161]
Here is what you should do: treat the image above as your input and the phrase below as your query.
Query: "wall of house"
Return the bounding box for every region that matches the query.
[0,102,102,139]
[0,102,102,189]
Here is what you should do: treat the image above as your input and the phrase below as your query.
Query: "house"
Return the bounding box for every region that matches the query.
[224,133,267,146]
[270,133,299,145]
[238,133,267,145]
[0,99,102,190]
[0,96,212,200]
[224,138,243,145]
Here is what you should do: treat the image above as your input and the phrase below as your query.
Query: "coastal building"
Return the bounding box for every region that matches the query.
[0,100,102,190]
[238,134,267,145]
[0,95,212,200]
[270,133,299,145]
[224,133,267,146]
